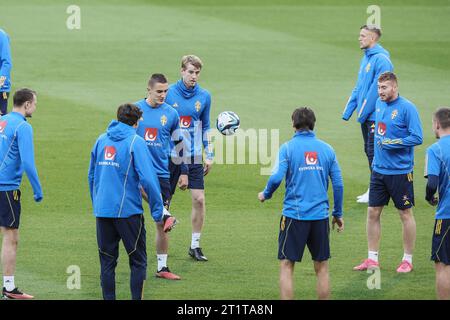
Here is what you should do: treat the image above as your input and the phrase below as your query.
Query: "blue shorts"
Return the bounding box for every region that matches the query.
[369,171,414,210]
[278,216,330,262]
[0,92,9,115]
[158,177,172,209]
[0,190,21,229]
[169,159,204,194]
[431,219,450,265]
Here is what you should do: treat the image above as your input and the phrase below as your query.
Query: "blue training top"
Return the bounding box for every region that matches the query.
[135,99,184,178]
[0,112,42,201]
[373,95,423,175]
[88,120,163,221]
[166,79,213,162]
[342,44,393,123]
[263,130,343,221]
[425,135,450,220]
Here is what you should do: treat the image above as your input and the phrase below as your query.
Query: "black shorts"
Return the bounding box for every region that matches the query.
[0,92,9,116]
[369,171,415,210]
[278,216,330,262]
[0,190,21,229]
[169,159,204,195]
[431,219,450,265]
[158,177,172,209]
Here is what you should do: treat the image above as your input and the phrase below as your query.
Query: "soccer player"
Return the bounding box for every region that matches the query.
[342,25,393,203]
[166,55,213,261]
[135,73,183,280]
[88,103,168,300]
[353,72,423,273]
[0,28,12,116]
[424,107,450,300]
[0,88,43,299]
[258,107,344,300]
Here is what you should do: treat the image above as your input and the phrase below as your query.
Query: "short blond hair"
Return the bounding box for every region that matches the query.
[181,55,203,70]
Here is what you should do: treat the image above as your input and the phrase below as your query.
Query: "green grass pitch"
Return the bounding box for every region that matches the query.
[1,0,450,299]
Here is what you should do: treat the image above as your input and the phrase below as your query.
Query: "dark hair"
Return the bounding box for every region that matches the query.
[434,107,450,130]
[148,73,168,88]
[292,107,316,131]
[360,24,382,39]
[117,103,143,126]
[378,71,398,83]
[13,88,36,107]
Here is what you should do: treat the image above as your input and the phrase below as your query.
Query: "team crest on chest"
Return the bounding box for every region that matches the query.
[160,115,167,126]
[365,63,371,73]
[391,109,398,120]
[195,100,201,112]
[172,103,178,108]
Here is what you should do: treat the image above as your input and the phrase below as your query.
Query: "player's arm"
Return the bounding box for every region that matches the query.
[381,106,423,149]
[424,148,439,206]
[18,124,43,202]
[357,56,393,123]
[329,152,344,232]
[342,59,363,121]
[88,141,98,203]
[132,138,164,222]
[0,32,12,88]
[259,144,288,202]
[201,94,214,175]
[172,113,188,189]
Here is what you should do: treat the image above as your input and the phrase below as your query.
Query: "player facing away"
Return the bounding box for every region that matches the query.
[166,55,213,261]
[0,88,43,299]
[135,73,182,280]
[258,107,344,300]
[88,103,166,300]
[353,72,423,273]
[0,28,12,116]
[342,25,393,203]
[425,107,450,300]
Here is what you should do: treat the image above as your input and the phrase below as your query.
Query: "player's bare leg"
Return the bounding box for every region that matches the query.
[191,189,205,234]
[314,260,330,300]
[396,208,416,273]
[1,227,18,277]
[367,206,383,252]
[1,227,33,299]
[353,206,382,271]
[399,208,416,255]
[435,262,450,300]
[188,189,207,261]
[280,259,294,300]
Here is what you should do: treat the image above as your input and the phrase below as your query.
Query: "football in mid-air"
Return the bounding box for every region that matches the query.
[216,111,240,135]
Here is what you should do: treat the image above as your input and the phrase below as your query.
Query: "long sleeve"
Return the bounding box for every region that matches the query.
[382,106,423,149]
[17,124,42,201]
[201,93,214,160]
[357,56,393,123]
[263,144,288,200]
[329,154,344,218]
[0,32,12,81]
[426,175,438,203]
[172,113,188,174]
[88,142,97,203]
[342,86,359,121]
[132,138,163,222]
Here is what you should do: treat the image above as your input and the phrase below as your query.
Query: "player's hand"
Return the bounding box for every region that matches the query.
[0,76,6,88]
[34,193,43,202]
[203,159,213,176]
[332,217,344,233]
[258,192,266,202]
[178,174,188,190]
[426,196,438,207]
